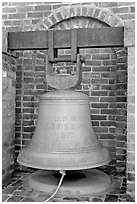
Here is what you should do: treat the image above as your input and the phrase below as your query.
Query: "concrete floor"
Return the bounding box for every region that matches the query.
[2,169,133,202]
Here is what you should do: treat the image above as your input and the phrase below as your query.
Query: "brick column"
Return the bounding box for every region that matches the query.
[124,21,135,200]
[2,28,16,183]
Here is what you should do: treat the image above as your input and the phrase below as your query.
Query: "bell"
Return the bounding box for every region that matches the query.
[17,54,112,199]
[18,89,110,170]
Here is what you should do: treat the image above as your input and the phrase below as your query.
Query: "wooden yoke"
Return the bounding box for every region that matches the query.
[48,29,78,63]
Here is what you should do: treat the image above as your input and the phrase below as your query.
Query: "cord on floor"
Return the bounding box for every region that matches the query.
[44,170,66,202]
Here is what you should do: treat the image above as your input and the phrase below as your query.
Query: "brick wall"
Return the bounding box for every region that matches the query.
[2,33,16,183]
[2,1,135,199]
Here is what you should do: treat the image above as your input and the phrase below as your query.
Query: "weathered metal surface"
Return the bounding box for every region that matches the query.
[46,54,83,89]
[8,27,124,50]
[17,90,111,170]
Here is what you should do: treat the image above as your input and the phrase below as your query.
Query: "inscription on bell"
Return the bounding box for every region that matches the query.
[43,122,81,131]
[54,115,77,122]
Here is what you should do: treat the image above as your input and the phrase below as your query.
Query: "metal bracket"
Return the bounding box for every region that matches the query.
[46,54,84,90]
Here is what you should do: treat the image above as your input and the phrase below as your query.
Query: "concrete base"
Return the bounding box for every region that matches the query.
[26,169,112,197]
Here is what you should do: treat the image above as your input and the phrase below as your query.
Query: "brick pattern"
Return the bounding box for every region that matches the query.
[115,47,127,178]
[126,47,135,200]
[2,52,16,184]
[2,1,135,199]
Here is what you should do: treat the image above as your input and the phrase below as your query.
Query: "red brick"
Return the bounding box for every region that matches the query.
[101,121,115,126]
[100,134,114,139]
[86,60,101,66]
[92,79,108,84]
[91,115,107,120]
[92,66,115,72]
[117,97,127,102]
[34,5,51,11]
[2,7,16,13]
[23,102,33,107]
[92,54,110,60]
[3,20,12,26]
[23,108,34,114]
[88,7,94,17]
[91,91,108,96]
[23,114,33,120]
[9,13,26,19]
[43,17,53,28]
[101,109,117,115]
[100,96,115,102]
[83,72,99,79]
[82,6,88,16]
[101,84,115,90]
[55,11,63,22]
[82,66,91,72]
[112,7,129,13]
[22,126,35,132]
[94,127,108,133]
[24,84,34,89]
[91,103,108,108]
[27,12,43,18]
[102,60,116,66]
[24,78,34,83]
[75,6,81,16]
[120,13,135,20]
[24,72,34,77]
[16,6,34,12]
[23,96,34,101]
[116,116,127,122]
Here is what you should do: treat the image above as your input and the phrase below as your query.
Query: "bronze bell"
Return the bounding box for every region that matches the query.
[18,89,110,170]
[17,54,112,198]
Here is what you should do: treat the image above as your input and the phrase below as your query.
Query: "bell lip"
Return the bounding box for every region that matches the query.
[17,156,111,171]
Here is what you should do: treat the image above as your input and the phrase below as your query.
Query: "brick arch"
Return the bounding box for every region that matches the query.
[33,4,124,31]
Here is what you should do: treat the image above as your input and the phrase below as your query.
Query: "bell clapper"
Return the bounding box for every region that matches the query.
[44,170,66,202]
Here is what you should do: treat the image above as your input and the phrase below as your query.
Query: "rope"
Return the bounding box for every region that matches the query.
[44,170,66,202]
